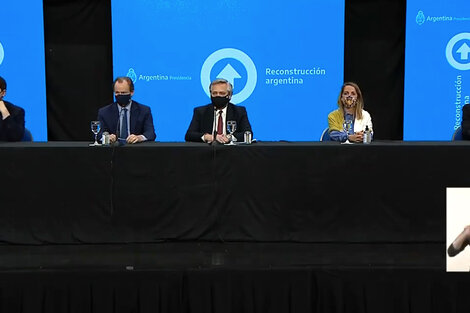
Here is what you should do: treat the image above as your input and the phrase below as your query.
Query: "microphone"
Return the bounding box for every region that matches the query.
[211,108,218,145]
[116,109,121,138]
[114,108,123,146]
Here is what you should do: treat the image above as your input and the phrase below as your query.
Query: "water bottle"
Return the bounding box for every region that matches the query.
[363,126,371,144]
[244,131,252,144]
[102,131,110,146]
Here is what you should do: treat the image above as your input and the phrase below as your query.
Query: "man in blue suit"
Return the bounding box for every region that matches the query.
[98,77,156,144]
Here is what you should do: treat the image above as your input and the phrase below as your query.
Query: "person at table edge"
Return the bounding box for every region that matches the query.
[0,76,25,142]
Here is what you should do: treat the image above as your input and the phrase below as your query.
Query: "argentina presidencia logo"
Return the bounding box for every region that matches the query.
[416,11,425,25]
[127,68,137,83]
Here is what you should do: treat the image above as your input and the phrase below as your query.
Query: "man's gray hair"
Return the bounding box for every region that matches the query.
[209,78,233,96]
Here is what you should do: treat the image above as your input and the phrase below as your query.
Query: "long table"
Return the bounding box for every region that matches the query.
[1,141,468,244]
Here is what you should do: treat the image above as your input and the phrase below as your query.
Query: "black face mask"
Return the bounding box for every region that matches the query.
[211,96,230,109]
[115,94,131,106]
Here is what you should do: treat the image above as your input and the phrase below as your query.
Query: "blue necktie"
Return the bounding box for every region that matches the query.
[120,108,128,140]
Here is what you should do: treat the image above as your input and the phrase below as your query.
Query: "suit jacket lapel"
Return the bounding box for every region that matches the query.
[226,103,235,122]
[203,104,216,134]
[111,104,120,134]
[130,102,139,133]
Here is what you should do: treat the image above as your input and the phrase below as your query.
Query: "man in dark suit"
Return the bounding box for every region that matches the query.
[185,78,252,143]
[0,76,25,142]
[98,77,155,144]
[462,104,470,140]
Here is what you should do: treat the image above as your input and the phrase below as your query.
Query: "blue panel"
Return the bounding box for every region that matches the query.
[404,1,470,140]
[0,1,47,141]
[111,0,345,141]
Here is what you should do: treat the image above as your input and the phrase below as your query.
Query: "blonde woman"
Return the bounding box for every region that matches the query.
[328,82,373,142]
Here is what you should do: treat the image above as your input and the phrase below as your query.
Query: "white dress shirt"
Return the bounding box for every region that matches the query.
[202,106,227,142]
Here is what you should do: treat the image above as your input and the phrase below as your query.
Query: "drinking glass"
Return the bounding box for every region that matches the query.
[90,121,101,146]
[342,120,352,144]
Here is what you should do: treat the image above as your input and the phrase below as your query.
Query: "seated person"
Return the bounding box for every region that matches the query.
[0,76,25,142]
[328,82,373,143]
[185,78,252,143]
[98,76,156,144]
[462,103,470,140]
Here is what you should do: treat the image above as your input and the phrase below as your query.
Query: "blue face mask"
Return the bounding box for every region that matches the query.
[115,94,131,106]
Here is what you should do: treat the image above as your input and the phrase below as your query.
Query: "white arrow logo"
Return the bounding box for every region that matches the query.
[456,42,470,60]
[0,42,4,65]
[216,64,241,89]
[446,33,470,71]
[201,48,257,104]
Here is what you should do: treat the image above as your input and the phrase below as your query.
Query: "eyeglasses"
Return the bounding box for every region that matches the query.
[115,92,131,96]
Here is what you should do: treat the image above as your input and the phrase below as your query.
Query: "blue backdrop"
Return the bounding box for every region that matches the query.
[404,1,470,140]
[111,0,345,141]
[0,1,47,141]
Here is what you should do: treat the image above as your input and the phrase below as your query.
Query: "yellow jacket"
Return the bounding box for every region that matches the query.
[327,109,344,132]
[327,109,373,133]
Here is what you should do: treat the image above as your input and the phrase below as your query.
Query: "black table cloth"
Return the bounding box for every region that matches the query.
[1,141,468,244]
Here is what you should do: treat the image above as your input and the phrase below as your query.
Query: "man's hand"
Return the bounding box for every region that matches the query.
[109,134,117,143]
[203,133,230,143]
[203,133,214,143]
[127,134,144,144]
[0,100,10,120]
[216,134,230,144]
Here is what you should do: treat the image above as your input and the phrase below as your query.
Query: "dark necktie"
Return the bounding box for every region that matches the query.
[217,110,223,135]
[121,108,128,139]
